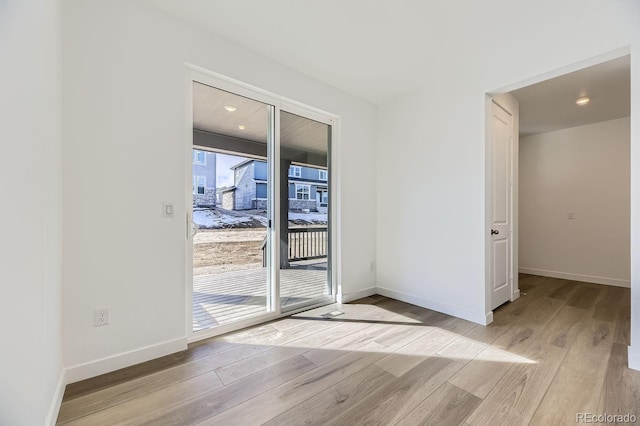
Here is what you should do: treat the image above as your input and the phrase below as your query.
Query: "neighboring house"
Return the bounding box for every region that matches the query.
[227,159,328,212]
[192,149,216,206]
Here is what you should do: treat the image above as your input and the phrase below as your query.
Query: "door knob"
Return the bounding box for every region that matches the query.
[491,229,499,235]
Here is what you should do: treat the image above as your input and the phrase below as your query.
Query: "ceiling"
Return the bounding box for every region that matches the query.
[193,82,329,155]
[146,0,634,122]
[511,56,630,136]
[145,0,610,105]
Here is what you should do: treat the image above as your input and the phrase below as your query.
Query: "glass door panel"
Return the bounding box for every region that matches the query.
[191,82,273,333]
[279,111,332,309]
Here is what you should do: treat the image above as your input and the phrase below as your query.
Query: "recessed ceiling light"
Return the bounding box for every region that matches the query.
[238,125,246,130]
[576,97,590,106]
[224,105,237,112]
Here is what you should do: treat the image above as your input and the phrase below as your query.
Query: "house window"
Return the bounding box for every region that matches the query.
[193,176,206,194]
[319,170,328,181]
[295,184,310,200]
[193,150,206,165]
[289,165,302,178]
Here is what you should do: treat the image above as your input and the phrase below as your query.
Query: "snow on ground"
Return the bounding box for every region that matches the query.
[288,211,328,225]
[194,208,327,229]
[194,209,267,229]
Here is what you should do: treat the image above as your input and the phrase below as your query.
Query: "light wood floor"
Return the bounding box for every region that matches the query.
[193,262,328,331]
[57,275,640,425]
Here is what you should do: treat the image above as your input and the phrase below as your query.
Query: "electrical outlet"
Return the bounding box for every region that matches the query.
[94,308,110,327]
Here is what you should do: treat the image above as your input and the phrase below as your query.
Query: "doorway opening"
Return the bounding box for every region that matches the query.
[187,74,335,337]
[486,52,631,320]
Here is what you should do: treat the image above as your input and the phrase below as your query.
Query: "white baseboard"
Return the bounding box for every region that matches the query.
[519,267,630,288]
[629,346,640,371]
[512,289,521,301]
[65,337,187,384]
[485,311,494,325]
[46,369,66,426]
[338,287,377,304]
[376,286,489,325]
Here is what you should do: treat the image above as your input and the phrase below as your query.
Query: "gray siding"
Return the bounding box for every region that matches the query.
[233,162,256,210]
[193,150,216,206]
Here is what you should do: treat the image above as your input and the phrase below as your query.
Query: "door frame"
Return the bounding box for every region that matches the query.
[184,63,341,343]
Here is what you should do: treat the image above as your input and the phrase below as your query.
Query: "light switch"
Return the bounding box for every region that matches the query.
[162,203,174,218]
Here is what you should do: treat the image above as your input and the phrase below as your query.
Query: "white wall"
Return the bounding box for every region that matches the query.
[519,118,630,286]
[376,1,639,325]
[0,0,63,424]
[62,0,377,379]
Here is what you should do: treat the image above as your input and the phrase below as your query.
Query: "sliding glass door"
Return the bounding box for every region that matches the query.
[188,73,334,337]
[190,82,274,333]
[279,111,332,310]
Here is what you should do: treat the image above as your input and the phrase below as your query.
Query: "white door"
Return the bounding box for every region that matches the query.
[490,101,513,309]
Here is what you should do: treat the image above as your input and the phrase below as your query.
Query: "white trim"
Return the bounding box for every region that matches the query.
[485,311,494,325]
[185,63,339,123]
[295,183,311,200]
[185,70,194,340]
[629,346,640,371]
[65,337,187,384]
[319,170,328,181]
[289,165,302,178]
[518,267,630,288]
[337,287,376,304]
[45,369,66,426]
[287,179,328,186]
[377,286,490,325]
[488,46,630,95]
[193,149,206,165]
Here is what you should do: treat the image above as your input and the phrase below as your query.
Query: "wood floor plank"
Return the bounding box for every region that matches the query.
[64,371,222,426]
[136,355,316,426]
[447,346,534,399]
[374,328,459,377]
[549,278,581,299]
[465,342,567,426]
[537,305,588,350]
[490,296,565,356]
[591,285,626,323]
[614,294,631,345]
[214,321,365,385]
[566,285,601,310]
[199,342,388,425]
[599,342,640,418]
[263,364,394,426]
[395,382,481,426]
[58,343,258,423]
[326,356,465,425]
[61,325,273,401]
[530,318,614,425]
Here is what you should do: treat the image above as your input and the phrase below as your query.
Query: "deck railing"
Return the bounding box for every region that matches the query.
[261,227,328,266]
[288,227,328,261]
